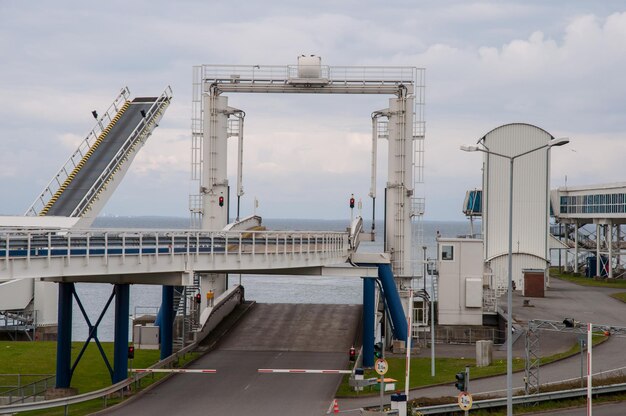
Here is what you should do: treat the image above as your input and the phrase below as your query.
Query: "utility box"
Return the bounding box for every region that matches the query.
[476,340,493,367]
[133,324,159,349]
[297,55,322,78]
[523,269,545,298]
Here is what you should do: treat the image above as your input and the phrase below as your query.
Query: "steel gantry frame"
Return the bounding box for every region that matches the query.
[525,319,626,396]
[189,58,426,282]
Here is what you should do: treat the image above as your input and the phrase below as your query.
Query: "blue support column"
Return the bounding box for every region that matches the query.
[160,285,174,360]
[112,284,130,384]
[56,282,74,388]
[378,264,408,342]
[362,277,376,368]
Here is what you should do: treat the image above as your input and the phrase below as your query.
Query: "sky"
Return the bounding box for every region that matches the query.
[1,1,625,221]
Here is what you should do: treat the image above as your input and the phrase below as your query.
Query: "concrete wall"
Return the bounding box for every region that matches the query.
[437,238,484,326]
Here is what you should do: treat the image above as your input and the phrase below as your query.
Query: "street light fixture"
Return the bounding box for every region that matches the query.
[460,136,569,416]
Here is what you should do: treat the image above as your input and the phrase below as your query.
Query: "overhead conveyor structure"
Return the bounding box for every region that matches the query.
[26,86,172,227]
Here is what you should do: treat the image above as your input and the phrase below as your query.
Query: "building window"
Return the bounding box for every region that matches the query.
[441,245,454,261]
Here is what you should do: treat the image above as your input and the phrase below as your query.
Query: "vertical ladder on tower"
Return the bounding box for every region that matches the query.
[190,67,204,228]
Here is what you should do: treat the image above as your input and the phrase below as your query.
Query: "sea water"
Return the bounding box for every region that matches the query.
[71,217,473,341]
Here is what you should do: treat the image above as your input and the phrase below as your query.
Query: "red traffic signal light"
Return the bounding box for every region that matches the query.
[349,198,355,209]
[218,196,224,207]
[195,293,201,304]
[349,346,356,361]
[128,345,135,359]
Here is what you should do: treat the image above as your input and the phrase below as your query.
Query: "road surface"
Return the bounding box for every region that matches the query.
[102,303,361,415]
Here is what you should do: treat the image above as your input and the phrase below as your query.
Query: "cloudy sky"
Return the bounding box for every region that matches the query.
[1,1,625,222]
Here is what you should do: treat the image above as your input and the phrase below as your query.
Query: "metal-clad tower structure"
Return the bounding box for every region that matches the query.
[481,123,553,292]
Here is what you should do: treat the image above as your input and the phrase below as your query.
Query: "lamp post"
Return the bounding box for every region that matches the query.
[460,137,569,416]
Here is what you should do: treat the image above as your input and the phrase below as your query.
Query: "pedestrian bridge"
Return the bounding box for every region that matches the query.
[0,226,382,284]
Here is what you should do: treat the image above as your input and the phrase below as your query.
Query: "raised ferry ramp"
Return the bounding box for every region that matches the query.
[103,303,361,415]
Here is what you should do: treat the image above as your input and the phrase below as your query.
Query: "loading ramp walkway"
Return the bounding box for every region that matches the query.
[26,87,172,223]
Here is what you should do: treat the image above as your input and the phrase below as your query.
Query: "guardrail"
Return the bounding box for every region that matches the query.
[0,287,247,414]
[196,64,419,85]
[414,381,626,414]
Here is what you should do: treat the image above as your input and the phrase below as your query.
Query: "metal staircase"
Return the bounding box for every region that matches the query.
[173,274,202,349]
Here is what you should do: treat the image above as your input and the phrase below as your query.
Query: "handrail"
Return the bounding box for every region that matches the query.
[0,288,246,414]
[415,381,626,414]
[70,86,173,217]
[0,340,197,414]
[197,64,420,85]
[0,228,350,268]
[25,87,131,216]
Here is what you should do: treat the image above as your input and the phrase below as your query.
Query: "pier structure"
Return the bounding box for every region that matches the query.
[0,57,426,389]
[551,182,626,278]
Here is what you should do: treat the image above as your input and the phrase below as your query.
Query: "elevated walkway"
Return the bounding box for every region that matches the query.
[0,228,352,284]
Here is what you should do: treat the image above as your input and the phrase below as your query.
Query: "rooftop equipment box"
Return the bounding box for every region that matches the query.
[523,269,545,298]
[297,55,322,78]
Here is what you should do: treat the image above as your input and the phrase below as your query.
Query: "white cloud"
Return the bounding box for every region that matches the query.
[1,2,625,220]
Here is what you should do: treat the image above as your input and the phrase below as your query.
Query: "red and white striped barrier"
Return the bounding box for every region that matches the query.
[258,369,351,374]
[131,369,217,374]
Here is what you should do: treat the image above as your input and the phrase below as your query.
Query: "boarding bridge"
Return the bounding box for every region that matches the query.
[26,87,172,225]
[0,87,171,336]
[0,228,351,283]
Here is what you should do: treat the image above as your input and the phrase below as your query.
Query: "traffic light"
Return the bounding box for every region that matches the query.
[349,346,356,362]
[349,197,355,209]
[455,371,466,392]
[128,345,135,360]
[218,196,224,207]
[195,293,201,304]
[374,342,383,359]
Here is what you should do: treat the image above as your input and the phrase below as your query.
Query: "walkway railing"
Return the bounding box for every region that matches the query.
[25,88,131,217]
[0,228,349,274]
[0,374,54,405]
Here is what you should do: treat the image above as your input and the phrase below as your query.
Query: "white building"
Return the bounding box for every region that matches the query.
[437,238,484,326]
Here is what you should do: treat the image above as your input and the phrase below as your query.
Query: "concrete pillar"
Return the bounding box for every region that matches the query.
[55,282,73,388]
[363,277,375,368]
[596,223,601,277]
[113,284,130,384]
[564,223,569,271]
[608,221,613,278]
[476,340,494,367]
[160,285,174,360]
[574,222,579,273]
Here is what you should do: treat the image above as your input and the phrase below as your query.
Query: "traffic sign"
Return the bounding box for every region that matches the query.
[458,391,473,410]
[374,358,388,375]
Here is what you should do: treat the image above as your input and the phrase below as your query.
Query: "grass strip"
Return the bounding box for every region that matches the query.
[0,341,197,416]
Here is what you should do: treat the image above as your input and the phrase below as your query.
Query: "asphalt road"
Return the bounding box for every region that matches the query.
[102,303,361,416]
